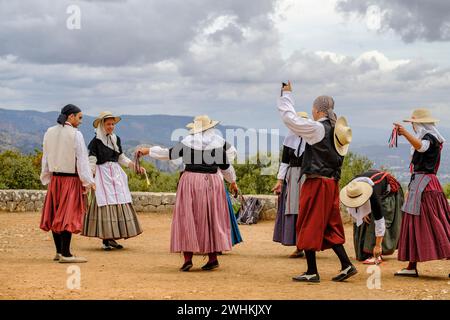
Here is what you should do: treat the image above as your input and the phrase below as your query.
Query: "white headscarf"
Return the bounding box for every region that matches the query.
[181,128,226,151]
[412,123,445,155]
[412,123,446,143]
[96,119,120,152]
[283,130,306,157]
[179,128,236,171]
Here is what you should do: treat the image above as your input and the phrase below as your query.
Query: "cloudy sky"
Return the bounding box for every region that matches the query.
[1,0,449,140]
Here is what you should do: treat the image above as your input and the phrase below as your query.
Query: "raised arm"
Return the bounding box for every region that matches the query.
[278,90,325,145]
[393,123,423,150]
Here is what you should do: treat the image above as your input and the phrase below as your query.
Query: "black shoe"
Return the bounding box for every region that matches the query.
[102,244,112,251]
[292,273,320,283]
[109,240,124,249]
[180,261,193,272]
[332,265,358,282]
[202,260,219,271]
[102,240,112,251]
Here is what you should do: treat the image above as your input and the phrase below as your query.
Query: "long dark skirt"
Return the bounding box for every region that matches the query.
[273,167,302,246]
[353,189,404,261]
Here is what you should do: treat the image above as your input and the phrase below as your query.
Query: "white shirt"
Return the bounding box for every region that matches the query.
[40,129,95,187]
[148,146,237,184]
[277,163,289,180]
[277,91,326,145]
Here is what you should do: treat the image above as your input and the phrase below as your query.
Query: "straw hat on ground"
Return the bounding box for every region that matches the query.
[186,115,220,134]
[403,108,439,124]
[340,180,373,208]
[334,116,352,156]
[93,111,122,128]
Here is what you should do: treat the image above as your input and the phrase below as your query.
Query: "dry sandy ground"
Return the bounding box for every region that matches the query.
[0,212,449,300]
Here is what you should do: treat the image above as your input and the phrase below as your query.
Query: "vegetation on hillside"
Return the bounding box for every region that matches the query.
[0,150,393,196]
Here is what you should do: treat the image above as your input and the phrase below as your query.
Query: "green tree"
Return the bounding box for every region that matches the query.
[233,153,278,195]
[444,183,450,199]
[124,161,179,192]
[0,150,42,189]
[339,151,374,189]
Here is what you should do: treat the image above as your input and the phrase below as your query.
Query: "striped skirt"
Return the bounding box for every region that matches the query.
[398,175,450,262]
[170,171,232,254]
[82,193,143,240]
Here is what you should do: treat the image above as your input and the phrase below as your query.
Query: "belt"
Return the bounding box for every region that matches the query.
[306,174,335,180]
[52,172,78,177]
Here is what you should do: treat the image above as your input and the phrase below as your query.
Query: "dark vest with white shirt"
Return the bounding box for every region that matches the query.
[411,133,441,174]
[301,119,344,180]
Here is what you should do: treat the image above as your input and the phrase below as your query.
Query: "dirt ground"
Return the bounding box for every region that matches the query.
[0,212,449,300]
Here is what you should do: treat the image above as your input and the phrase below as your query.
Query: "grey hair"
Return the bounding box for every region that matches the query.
[313,95,337,126]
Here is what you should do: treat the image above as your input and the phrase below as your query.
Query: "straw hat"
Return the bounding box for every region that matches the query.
[186,115,220,134]
[334,116,352,156]
[297,111,309,119]
[93,111,122,128]
[403,108,439,124]
[340,180,373,208]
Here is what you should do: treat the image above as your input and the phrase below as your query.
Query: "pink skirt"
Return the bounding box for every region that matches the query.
[40,175,86,234]
[170,171,232,254]
[398,175,450,262]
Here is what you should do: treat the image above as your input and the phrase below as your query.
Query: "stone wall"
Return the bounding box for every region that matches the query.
[5,189,445,224]
[0,190,279,220]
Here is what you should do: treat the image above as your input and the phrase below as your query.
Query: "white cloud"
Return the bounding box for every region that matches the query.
[352,51,410,72]
[0,0,448,140]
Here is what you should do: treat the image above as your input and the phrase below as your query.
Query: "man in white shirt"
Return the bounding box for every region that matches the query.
[40,104,95,263]
[278,81,357,283]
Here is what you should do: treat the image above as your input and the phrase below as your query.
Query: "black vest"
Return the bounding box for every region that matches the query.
[281,145,304,168]
[169,142,231,174]
[88,136,123,165]
[301,119,344,180]
[411,133,441,174]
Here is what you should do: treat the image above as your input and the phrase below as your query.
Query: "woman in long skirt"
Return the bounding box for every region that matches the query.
[138,115,238,271]
[394,109,450,277]
[272,112,308,258]
[82,111,143,250]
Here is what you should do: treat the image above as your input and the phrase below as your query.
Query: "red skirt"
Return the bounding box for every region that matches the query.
[398,175,450,262]
[40,175,86,234]
[296,178,345,251]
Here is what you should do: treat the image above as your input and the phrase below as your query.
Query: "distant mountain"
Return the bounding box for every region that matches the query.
[0,108,241,150]
[0,108,283,172]
[351,143,450,184]
[350,125,450,148]
[1,108,448,182]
